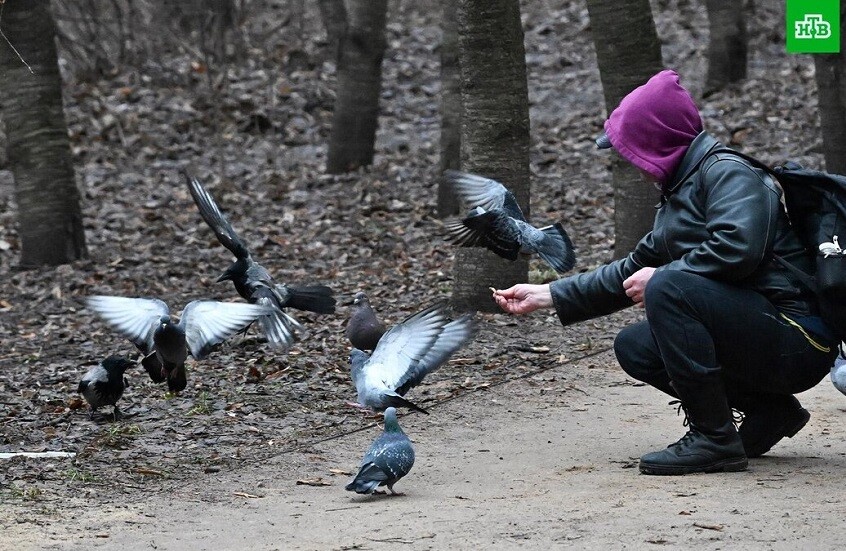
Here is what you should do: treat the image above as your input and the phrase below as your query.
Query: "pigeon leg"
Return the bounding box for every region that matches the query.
[387,484,405,496]
[88,408,96,421]
[112,405,123,422]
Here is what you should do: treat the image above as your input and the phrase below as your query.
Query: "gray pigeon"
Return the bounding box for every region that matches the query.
[444,170,576,274]
[345,407,415,495]
[831,354,846,396]
[87,295,272,392]
[350,301,477,414]
[78,355,136,421]
[345,292,386,351]
[186,174,336,351]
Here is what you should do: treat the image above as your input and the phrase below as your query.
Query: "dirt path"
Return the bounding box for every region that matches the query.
[5,349,846,550]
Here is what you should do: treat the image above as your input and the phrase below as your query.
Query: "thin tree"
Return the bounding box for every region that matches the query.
[585,0,663,259]
[326,0,389,174]
[451,0,531,313]
[0,0,87,266]
[437,0,462,218]
[814,3,846,175]
[704,0,748,96]
[317,0,347,62]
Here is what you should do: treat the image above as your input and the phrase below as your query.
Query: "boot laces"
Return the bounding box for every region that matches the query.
[731,408,745,430]
[668,399,745,430]
[668,399,689,427]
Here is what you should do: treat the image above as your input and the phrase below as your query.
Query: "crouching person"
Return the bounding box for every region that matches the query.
[493,69,839,475]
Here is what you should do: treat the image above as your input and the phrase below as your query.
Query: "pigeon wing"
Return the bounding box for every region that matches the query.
[396,313,478,395]
[185,173,251,260]
[460,210,522,261]
[365,302,452,392]
[180,300,272,359]
[86,296,169,355]
[445,170,525,221]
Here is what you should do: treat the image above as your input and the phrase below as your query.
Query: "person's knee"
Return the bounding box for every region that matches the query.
[644,269,700,311]
[614,325,646,378]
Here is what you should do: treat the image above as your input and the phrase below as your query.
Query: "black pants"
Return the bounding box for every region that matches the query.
[613,270,837,408]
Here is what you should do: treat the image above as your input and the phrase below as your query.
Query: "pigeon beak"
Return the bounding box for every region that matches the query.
[216,271,231,283]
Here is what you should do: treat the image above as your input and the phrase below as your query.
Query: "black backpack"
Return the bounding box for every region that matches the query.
[708,148,846,350]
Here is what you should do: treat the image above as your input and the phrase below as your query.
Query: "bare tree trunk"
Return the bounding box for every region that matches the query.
[814,4,846,175]
[437,0,462,218]
[704,0,747,96]
[585,0,663,259]
[0,0,87,267]
[326,0,389,174]
[317,0,347,62]
[451,0,530,313]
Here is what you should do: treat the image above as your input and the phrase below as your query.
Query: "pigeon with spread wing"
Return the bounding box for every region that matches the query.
[185,174,336,351]
[87,295,271,392]
[444,170,576,274]
[349,301,477,414]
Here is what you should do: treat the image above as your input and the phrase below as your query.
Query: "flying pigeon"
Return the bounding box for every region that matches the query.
[185,173,336,351]
[78,355,136,421]
[444,170,576,274]
[350,301,477,414]
[345,407,415,496]
[831,354,846,396]
[87,295,272,392]
[345,292,386,351]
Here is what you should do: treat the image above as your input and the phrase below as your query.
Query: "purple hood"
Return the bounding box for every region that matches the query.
[604,69,702,185]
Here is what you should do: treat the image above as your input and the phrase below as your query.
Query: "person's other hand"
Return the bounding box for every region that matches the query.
[492,284,553,315]
[623,267,656,308]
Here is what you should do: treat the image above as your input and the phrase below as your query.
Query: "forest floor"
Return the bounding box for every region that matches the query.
[1,0,844,549]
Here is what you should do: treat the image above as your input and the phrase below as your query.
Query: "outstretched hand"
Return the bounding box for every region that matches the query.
[492,284,553,315]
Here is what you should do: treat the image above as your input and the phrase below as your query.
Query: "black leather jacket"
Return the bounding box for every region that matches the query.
[550,132,817,326]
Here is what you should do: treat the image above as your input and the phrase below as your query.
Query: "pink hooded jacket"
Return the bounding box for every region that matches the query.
[603,70,703,185]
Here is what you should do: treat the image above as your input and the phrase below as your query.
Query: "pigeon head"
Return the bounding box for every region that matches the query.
[102,355,136,374]
[352,292,370,307]
[383,407,401,432]
[217,258,249,282]
[158,315,172,329]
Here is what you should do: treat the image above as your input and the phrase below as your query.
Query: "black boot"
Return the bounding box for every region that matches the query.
[639,380,748,475]
[733,394,810,458]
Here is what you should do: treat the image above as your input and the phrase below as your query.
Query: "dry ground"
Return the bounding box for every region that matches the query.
[1,0,844,549]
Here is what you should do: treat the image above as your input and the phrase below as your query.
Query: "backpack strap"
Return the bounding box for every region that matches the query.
[700,147,820,294]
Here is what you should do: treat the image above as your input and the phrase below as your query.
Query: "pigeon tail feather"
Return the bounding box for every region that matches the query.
[283,285,336,314]
[537,223,576,274]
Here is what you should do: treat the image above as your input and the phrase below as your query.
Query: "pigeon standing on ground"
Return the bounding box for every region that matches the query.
[444,170,576,275]
[346,292,386,351]
[345,407,415,496]
[831,353,846,396]
[185,174,336,351]
[78,355,136,421]
[350,301,477,414]
[87,296,272,392]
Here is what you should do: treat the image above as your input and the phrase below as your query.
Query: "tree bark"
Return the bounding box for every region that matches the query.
[0,0,87,267]
[317,0,348,63]
[451,0,530,313]
[326,0,388,174]
[585,0,663,259]
[704,0,748,96]
[436,0,462,218]
[814,4,846,175]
